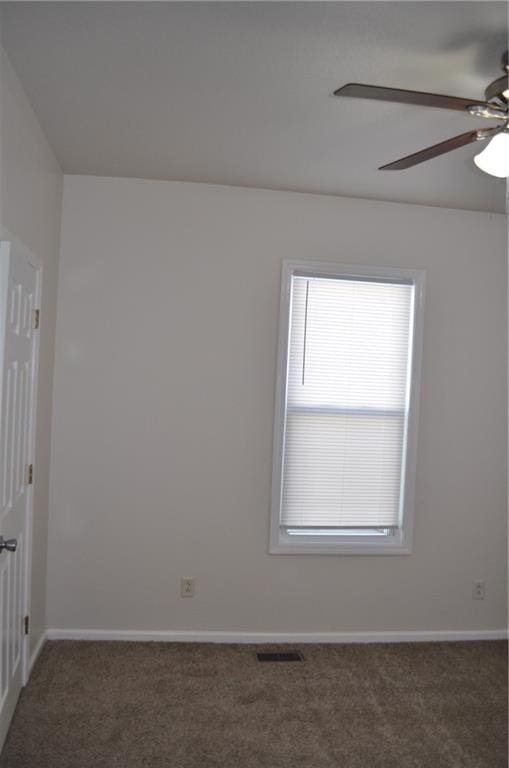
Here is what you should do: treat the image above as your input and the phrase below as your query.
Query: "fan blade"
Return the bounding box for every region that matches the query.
[334,83,492,113]
[379,130,481,170]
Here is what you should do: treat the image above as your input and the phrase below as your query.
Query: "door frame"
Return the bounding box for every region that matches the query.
[0,228,42,687]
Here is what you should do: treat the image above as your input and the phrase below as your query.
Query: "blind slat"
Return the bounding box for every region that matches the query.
[280,275,414,529]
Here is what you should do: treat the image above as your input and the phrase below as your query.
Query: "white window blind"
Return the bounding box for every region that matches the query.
[280,273,415,531]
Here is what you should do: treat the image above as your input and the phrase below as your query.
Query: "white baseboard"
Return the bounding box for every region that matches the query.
[46,628,508,644]
[28,630,47,675]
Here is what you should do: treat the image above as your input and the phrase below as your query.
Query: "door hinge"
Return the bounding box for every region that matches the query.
[24,616,29,635]
[25,464,33,486]
[32,309,40,330]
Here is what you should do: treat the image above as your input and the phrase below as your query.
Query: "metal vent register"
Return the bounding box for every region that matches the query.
[256,651,304,662]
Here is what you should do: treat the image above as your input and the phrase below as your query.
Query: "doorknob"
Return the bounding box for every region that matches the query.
[0,537,17,553]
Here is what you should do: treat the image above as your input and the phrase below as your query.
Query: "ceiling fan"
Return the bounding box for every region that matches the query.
[334,50,509,177]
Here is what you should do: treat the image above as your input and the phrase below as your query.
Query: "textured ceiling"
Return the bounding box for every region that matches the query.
[1,2,507,212]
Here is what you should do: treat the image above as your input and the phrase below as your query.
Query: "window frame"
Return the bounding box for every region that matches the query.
[269,260,425,556]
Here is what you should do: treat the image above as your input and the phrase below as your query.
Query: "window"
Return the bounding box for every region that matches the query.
[270,261,425,555]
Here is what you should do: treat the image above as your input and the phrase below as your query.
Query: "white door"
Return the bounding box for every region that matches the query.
[0,239,40,747]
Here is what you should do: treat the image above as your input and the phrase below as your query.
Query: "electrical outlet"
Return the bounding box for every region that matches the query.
[181,577,196,598]
[472,580,485,600]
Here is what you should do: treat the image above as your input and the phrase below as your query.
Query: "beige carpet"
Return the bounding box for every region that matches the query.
[0,640,507,767]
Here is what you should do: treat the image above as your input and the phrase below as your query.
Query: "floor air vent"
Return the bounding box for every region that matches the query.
[256,651,304,662]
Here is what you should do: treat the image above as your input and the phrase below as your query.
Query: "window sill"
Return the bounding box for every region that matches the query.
[269,533,412,556]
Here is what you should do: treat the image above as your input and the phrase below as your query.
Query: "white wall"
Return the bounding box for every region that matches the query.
[48,175,507,635]
[0,48,62,652]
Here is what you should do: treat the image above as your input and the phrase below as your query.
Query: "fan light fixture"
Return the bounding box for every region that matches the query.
[474,132,509,178]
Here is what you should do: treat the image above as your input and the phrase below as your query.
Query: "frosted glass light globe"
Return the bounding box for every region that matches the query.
[473,132,509,178]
